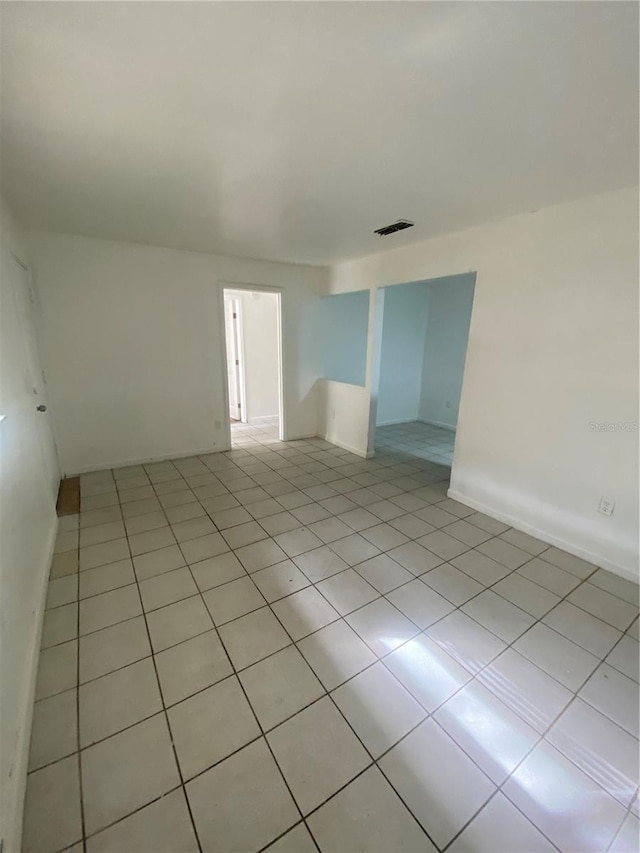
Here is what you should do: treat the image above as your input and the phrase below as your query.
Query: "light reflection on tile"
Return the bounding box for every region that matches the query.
[345,598,419,656]
[609,811,640,853]
[426,610,506,675]
[435,680,539,784]
[29,420,640,853]
[384,634,471,711]
[449,792,556,853]
[503,740,626,853]
[380,718,496,849]
[332,661,426,757]
[547,698,639,808]
[477,648,572,733]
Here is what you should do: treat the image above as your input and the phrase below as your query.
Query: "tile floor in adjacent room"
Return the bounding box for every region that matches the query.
[25,421,639,853]
[375,421,455,467]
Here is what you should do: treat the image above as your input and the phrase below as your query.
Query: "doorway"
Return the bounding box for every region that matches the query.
[222,286,284,447]
[369,273,476,470]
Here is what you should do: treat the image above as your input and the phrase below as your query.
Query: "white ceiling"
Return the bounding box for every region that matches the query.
[1,2,637,265]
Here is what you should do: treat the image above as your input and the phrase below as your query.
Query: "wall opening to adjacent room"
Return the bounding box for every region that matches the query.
[222,286,283,446]
[370,273,476,469]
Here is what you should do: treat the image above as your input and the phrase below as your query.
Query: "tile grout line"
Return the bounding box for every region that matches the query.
[374,573,636,850]
[39,536,636,728]
[203,433,639,849]
[89,549,594,846]
[49,518,633,681]
[47,494,635,709]
[39,428,638,853]
[226,436,636,847]
[181,528,323,851]
[76,442,638,628]
[95,508,206,853]
[74,526,87,853]
[227,433,554,852]
[146,441,443,850]
[40,536,624,769]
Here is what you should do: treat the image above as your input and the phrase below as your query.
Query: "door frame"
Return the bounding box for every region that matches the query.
[224,296,248,424]
[218,281,286,447]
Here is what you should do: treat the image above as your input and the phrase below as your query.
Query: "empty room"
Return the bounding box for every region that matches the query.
[373,275,475,466]
[0,3,638,853]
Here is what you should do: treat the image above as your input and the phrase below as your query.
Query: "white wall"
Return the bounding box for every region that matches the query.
[316,287,377,456]
[0,203,59,853]
[376,282,430,426]
[328,187,639,579]
[318,290,370,386]
[319,379,371,457]
[29,232,327,474]
[227,290,279,422]
[419,274,475,429]
[375,273,476,429]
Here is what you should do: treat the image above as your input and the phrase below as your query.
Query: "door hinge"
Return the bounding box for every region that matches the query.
[233,312,237,319]
[237,402,241,409]
[235,359,239,366]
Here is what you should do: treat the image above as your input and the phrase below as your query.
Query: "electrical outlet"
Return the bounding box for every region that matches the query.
[598,496,615,517]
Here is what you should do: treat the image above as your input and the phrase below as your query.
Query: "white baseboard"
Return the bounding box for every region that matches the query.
[6,515,58,853]
[318,433,369,459]
[248,415,279,424]
[67,430,372,476]
[418,418,456,432]
[375,417,457,432]
[68,432,357,476]
[375,417,420,427]
[67,445,227,476]
[447,487,637,583]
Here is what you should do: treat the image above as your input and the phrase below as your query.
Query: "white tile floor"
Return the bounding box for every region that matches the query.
[25,421,639,853]
[375,421,456,467]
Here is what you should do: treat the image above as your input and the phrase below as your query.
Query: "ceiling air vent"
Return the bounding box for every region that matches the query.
[374,219,414,236]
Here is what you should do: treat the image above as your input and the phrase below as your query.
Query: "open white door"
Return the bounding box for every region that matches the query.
[224,297,246,423]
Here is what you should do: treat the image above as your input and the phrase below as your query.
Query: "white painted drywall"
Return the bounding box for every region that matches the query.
[328,187,639,579]
[319,379,371,457]
[0,203,59,853]
[28,232,327,474]
[226,290,279,422]
[318,291,370,386]
[317,287,377,455]
[419,274,475,429]
[376,282,430,425]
